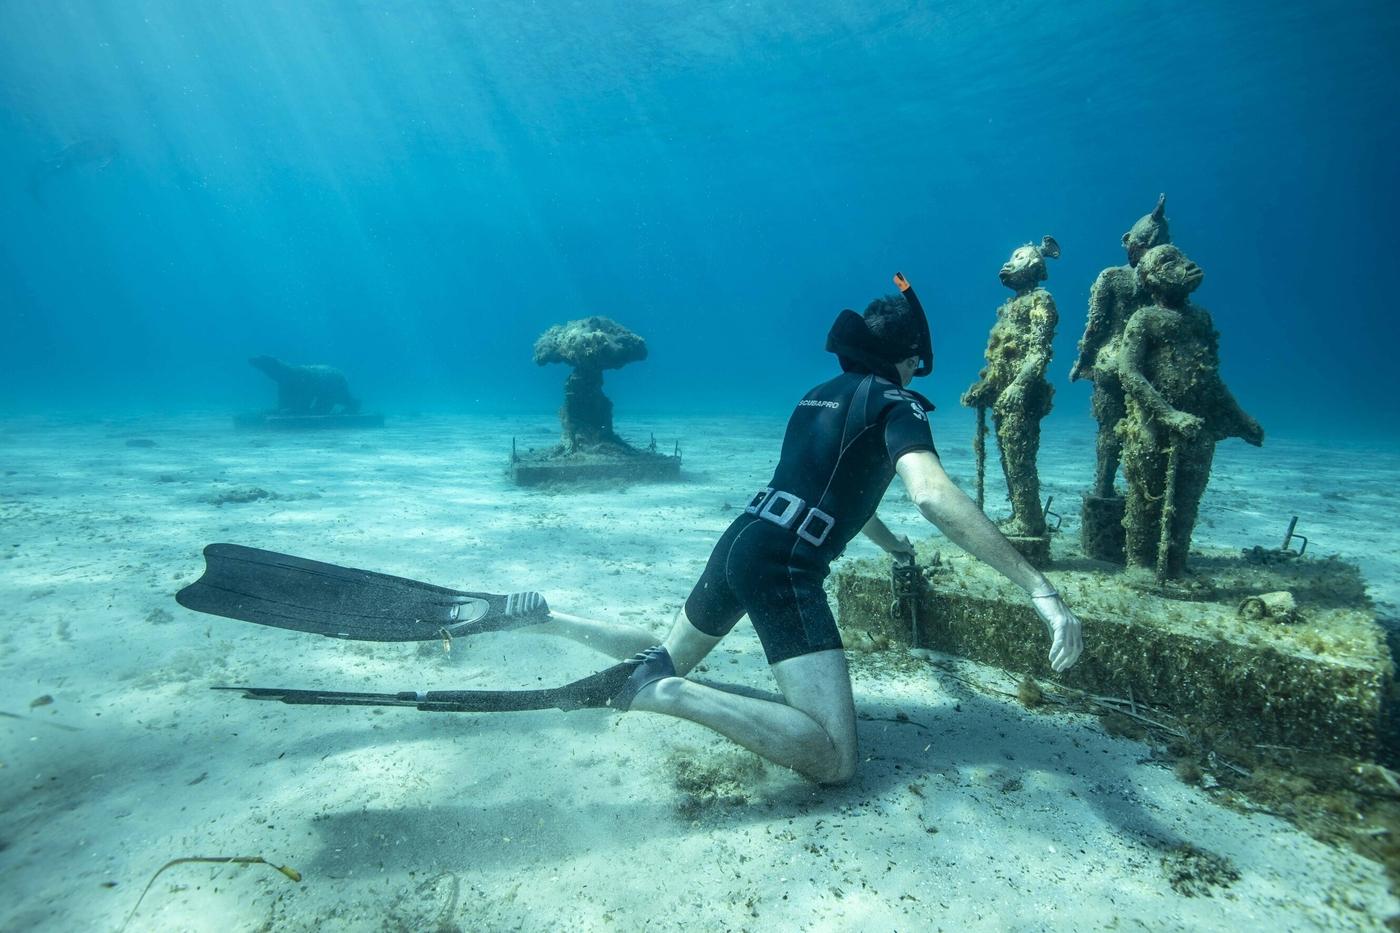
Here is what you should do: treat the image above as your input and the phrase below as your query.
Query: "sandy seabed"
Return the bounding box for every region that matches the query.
[2,408,1398,932]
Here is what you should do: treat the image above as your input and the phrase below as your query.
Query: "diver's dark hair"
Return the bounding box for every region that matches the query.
[862,294,923,363]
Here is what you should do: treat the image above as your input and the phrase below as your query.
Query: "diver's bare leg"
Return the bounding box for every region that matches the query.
[529,610,659,660]
[540,607,857,782]
[657,610,724,675]
[631,640,858,785]
[531,607,723,673]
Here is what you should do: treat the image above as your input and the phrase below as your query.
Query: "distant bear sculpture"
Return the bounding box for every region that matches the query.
[248,356,360,416]
[961,236,1060,546]
[1108,245,1263,580]
[533,316,647,449]
[1071,194,1172,498]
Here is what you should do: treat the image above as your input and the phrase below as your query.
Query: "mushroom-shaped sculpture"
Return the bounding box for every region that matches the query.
[533,316,647,449]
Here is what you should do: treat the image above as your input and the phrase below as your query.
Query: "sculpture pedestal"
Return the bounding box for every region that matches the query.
[1005,534,1051,569]
[831,545,1391,758]
[509,441,681,487]
[1081,493,1126,564]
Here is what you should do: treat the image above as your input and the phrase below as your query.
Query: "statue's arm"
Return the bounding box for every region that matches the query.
[962,372,989,407]
[1117,315,1194,432]
[1070,273,1111,382]
[1013,293,1057,389]
[1212,381,1265,446]
[961,349,995,407]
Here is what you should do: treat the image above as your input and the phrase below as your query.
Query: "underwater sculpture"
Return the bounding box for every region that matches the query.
[1108,244,1263,579]
[248,356,361,415]
[513,316,678,483]
[961,237,1060,552]
[1070,194,1172,560]
[533,316,647,449]
[1071,194,1171,495]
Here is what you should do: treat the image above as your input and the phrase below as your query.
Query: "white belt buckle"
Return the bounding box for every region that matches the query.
[796,508,835,546]
[744,487,773,516]
[759,490,805,530]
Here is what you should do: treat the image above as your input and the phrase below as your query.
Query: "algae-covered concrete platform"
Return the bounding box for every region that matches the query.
[509,446,681,486]
[833,544,1393,758]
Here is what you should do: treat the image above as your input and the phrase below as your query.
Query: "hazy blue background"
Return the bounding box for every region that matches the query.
[2,0,1396,437]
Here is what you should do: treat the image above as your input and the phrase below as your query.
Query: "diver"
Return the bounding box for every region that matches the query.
[179,274,1084,785]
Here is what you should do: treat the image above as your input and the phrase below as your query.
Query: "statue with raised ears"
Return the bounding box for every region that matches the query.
[961,236,1061,549]
[1070,195,1171,561]
[1110,244,1263,580]
[1071,194,1171,498]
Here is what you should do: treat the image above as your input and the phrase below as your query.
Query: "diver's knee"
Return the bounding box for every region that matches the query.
[827,761,858,785]
[812,736,858,785]
[815,753,858,786]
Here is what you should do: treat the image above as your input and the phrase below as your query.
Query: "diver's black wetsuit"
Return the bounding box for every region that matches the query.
[685,372,937,664]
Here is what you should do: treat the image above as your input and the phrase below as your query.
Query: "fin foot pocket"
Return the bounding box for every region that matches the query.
[608,646,675,711]
[504,591,549,618]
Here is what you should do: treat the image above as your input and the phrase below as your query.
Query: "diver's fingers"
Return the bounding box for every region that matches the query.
[1056,620,1083,671]
[1070,614,1084,663]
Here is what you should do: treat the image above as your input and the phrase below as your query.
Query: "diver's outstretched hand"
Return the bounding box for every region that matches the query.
[1032,592,1083,672]
[888,534,917,563]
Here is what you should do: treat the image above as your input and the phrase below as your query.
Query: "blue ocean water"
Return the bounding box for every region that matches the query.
[2,1,1396,437]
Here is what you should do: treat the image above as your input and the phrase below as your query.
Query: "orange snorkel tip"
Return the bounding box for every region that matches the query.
[891,271,933,376]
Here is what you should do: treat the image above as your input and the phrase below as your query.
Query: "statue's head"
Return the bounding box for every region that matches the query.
[1123,194,1170,267]
[999,236,1061,293]
[1137,244,1203,306]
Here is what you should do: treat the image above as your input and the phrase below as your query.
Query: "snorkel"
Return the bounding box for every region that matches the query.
[893,272,934,376]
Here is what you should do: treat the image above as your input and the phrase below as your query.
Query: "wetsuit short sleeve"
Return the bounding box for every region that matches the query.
[884,395,937,464]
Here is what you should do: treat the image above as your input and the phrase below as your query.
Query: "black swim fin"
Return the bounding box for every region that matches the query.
[176,543,550,642]
[215,658,639,713]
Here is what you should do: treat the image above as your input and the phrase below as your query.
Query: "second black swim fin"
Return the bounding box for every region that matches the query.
[215,658,639,713]
[176,543,550,642]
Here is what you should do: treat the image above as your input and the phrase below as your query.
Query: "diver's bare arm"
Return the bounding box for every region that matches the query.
[896,449,1084,672]
[861,515,909,555]
[894,451,1047,594]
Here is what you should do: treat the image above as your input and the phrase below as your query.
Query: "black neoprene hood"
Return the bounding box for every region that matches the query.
[824,280,933,382]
